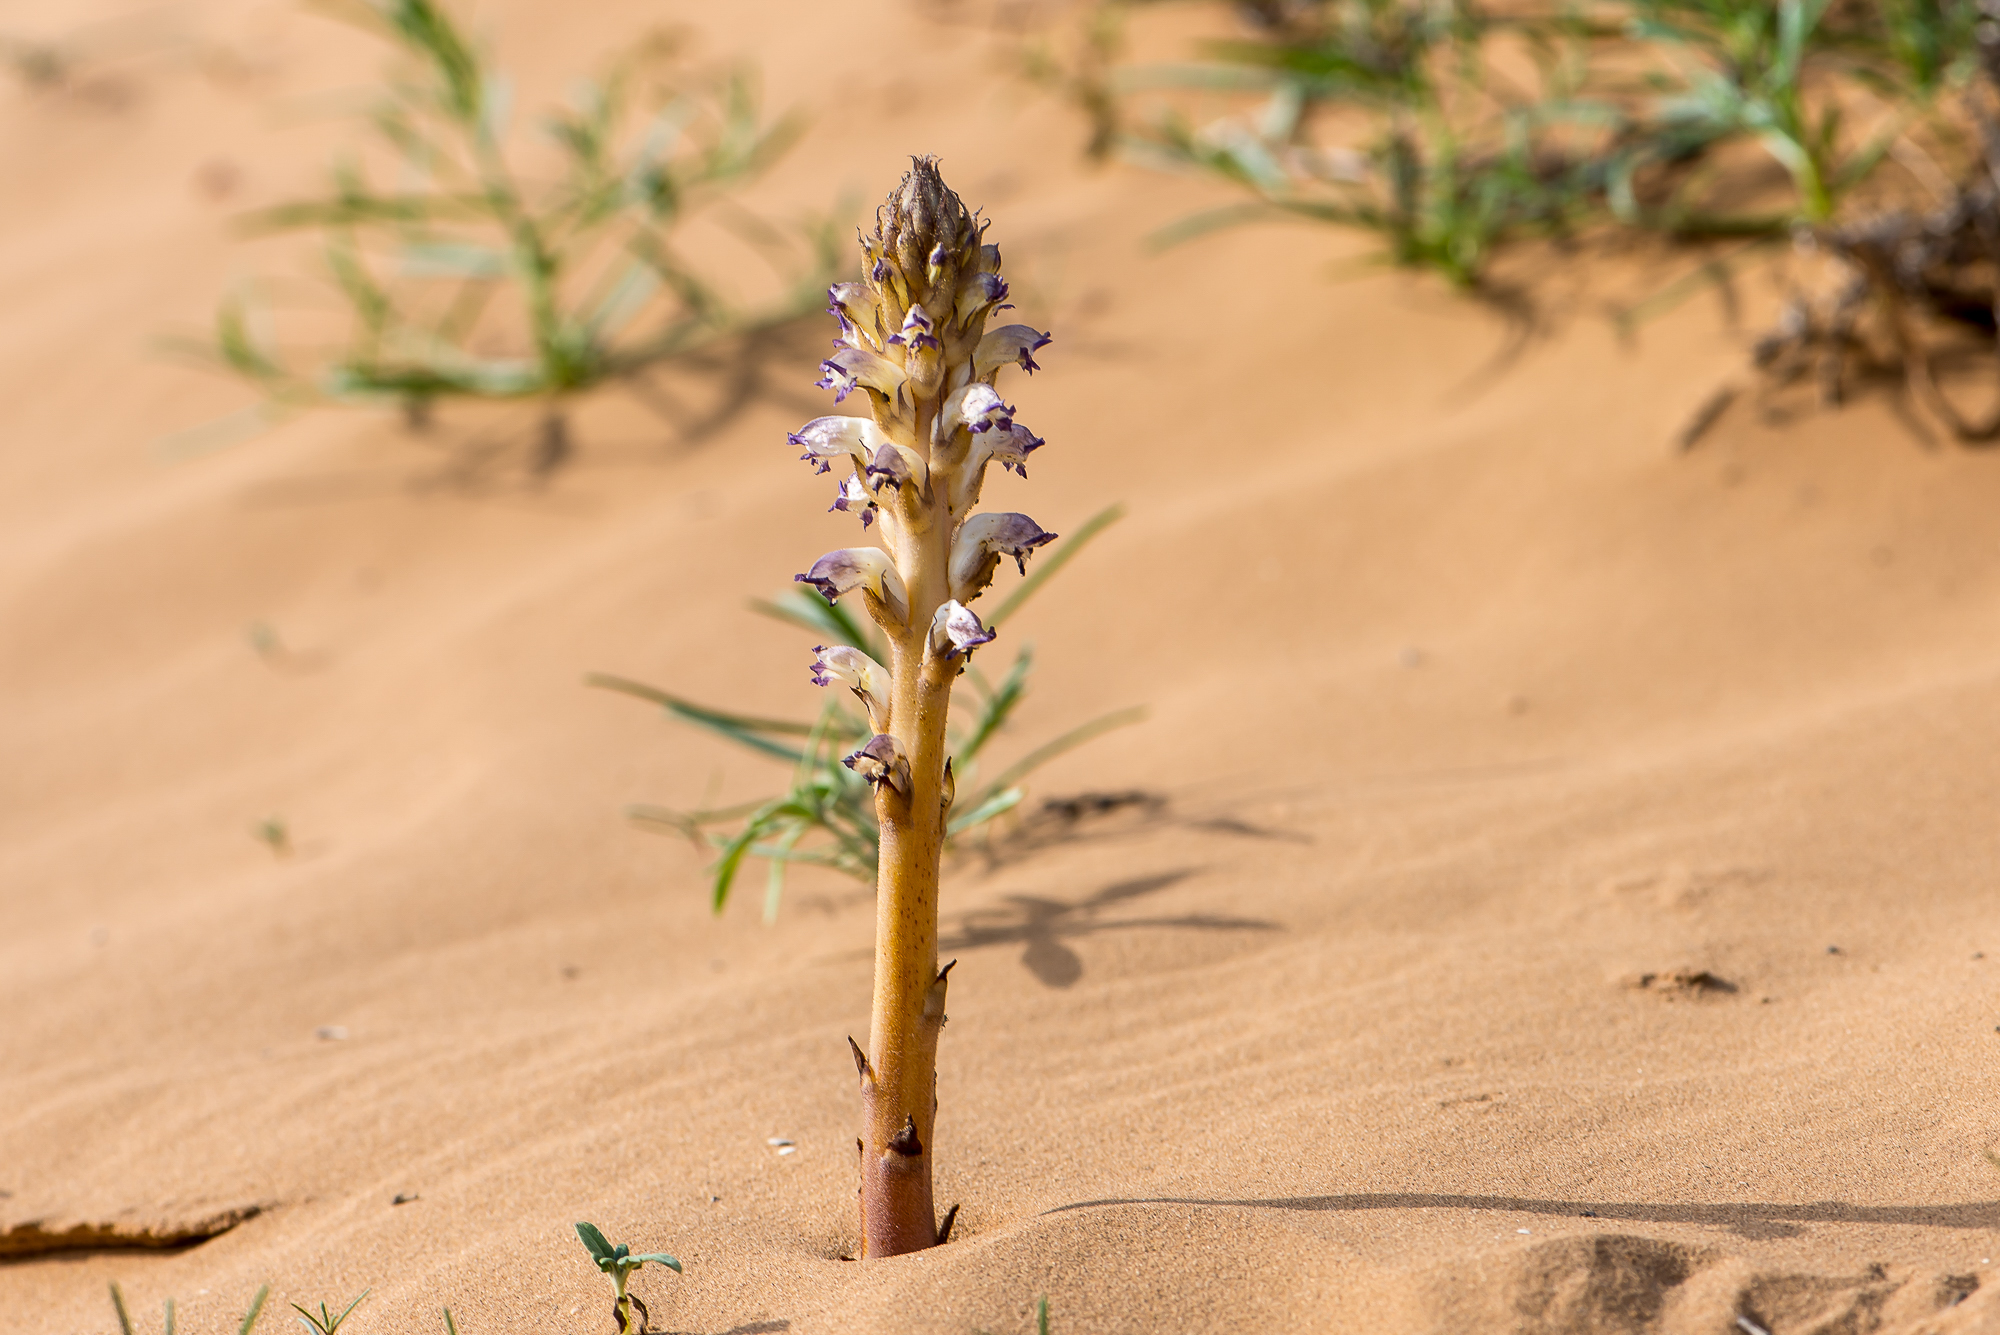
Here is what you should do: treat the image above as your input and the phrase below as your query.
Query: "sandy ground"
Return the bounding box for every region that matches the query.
[4,2,2000,1332]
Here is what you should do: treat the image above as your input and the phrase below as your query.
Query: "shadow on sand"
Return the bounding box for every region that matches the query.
[1042,1192,2000,1242]
[940,869,1281,988]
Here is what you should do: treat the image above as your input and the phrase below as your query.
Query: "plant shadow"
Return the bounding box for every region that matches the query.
[1042,1191,2000,1243]
[940,868,1281,988]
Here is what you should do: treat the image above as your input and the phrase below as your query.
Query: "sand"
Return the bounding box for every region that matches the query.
[3,1,1999,1332]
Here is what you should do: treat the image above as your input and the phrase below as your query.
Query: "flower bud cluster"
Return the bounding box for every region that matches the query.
[787,158,1057,795]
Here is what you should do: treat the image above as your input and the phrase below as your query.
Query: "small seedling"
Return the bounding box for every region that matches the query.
[575,1221,680,1334]
[110,1281,269,1335]
[253,816,292,857]
[292,1290,368,1335]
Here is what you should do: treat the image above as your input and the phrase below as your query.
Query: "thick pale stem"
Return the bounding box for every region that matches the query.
[857,409,955,1258]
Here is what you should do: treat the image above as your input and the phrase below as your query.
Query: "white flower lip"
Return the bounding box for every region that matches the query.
[974,325,1051,378]
[795,548,909,622]
[843,733,911,796]
[927,600,995,660]
[792,415,889,474]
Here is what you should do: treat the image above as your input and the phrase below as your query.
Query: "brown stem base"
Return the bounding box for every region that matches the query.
[850,961,954,1257]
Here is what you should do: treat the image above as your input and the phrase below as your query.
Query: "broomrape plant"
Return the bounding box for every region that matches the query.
[804,157,1063,1256]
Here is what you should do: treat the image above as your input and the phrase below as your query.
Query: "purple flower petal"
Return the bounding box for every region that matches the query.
[928,599,996,660]
[843,733,910,795]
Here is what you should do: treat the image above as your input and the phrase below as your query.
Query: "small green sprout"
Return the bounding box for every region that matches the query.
[110,1281,269,1335]
[575,1222,681,1334]
[253,816,292,857]
[292,1290,368,1335]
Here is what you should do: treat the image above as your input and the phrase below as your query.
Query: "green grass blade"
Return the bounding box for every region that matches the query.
[442,1309,458,1335]
[763,822,805,923]
[956,647,1033,766]
[749,591,884,661]
[984,504,1124,631]
[947,785,1024,836]
[109,1283,135,1335]
[239,1285,271,1335]
[586,673,809,762]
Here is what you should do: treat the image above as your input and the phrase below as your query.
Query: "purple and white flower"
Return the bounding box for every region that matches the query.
[828,474,876,527]
[811,645,890,730]
[843,733,911,796]
[927,599,996,660]
[817,347,907,405]
[887,302,941,352]
[792,415,890,474]
[796,548,909,623]
[975,423,1044,478]
[864,442,928,495]
[939,383,1013,438]
[949,512,1057,603]
[954,272,1009,327]
[827,283,880,347]
[974,325,1051,378]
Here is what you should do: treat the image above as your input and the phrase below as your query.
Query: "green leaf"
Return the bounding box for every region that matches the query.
[956,647,1033,766]
[575,1221,616,1266]
[109,1282,135,1335]
[629,1252,683,1273]
[976,707,1147,801]
[947,785,1024,836]
[239,1285,271,1335]
[984,503,1125,631]
[587,673,810,763]
[749,591,884,662]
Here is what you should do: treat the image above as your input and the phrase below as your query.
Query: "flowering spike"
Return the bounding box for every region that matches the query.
[789,160,1071,1259]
